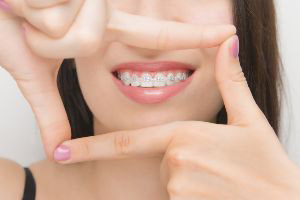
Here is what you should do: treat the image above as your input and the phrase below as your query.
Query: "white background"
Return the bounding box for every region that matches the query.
[0,1,299,167]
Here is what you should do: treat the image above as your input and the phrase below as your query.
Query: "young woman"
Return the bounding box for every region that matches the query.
[0,0,300,199]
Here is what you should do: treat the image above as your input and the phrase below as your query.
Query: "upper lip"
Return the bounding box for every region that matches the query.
[111,61,196,72]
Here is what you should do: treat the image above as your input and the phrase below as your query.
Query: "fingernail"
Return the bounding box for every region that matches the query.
[231,35,239,58]
[0,0,12,12]
[54,144,71,161]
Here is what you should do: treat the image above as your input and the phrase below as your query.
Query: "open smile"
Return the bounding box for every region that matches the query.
[111,61,196,104]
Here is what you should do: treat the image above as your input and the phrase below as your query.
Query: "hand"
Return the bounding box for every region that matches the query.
[1,0,236,160]
[5,0,84,38]
[0,1,69,159]
[6,0,238,58]
[56,35,300,199]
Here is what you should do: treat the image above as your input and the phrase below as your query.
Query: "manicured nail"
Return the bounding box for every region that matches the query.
[231,35,239,58]
[0,0,12,12]
[54,144,71,161]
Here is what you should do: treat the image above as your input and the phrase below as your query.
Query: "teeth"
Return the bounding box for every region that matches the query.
[140,73,153,87]
[120,72,131,86]
[166,73,176,86]
[117,71,191,88]
[153,73,166,87]
[175,72,185,82]
[131,74,140,87]
[182,72,188,80]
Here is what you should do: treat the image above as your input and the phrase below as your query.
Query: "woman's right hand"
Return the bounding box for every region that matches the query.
[0,0,236,162]
[0,0,86,160]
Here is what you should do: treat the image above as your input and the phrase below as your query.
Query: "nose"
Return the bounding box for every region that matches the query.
[127,0,171,58]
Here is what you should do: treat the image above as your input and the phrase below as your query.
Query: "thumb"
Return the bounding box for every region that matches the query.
[215,35,265,126]
[16,63,71,161]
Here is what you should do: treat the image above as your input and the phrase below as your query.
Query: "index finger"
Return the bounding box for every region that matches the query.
[55,122,177,163]
[54,121,217,163]
[108,10,237,50]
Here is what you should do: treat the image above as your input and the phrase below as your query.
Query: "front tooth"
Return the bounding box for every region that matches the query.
[166,73,176,86]
[131,74,140,87]
[140,73,153,87]
[153,73,166,87]
[120,72,131,86]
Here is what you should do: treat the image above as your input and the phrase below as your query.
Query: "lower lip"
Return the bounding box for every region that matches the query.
[112,71,195,104]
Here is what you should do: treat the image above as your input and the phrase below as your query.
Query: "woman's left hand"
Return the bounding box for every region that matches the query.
[56,35,300,199]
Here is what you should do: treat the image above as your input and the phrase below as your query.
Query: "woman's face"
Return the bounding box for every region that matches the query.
[75,0,233,133]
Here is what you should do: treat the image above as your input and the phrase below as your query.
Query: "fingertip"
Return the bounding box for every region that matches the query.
[231,25,237,35]
[230,35,239,59]
[214,34,242,85]
[53,143,71,163]
[221,24,237,35]
[0,0,12,13]
[217,34,240,62]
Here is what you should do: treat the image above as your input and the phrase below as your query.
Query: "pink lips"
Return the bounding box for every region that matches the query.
[111,61,195,104]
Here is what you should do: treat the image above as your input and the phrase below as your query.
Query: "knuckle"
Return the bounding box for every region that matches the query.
[77,140,91,161]
[166,149,186,167]
[230,69,247,84]
[157,24,170,50]
[113,133,132,156]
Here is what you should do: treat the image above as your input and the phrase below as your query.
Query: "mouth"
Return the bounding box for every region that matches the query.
[111,61,196,104]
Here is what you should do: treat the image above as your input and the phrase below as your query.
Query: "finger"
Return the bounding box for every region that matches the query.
[54,121,216,164]
[21,74,72,160]
[214,35,267,126]
[55,122,176,163]
[21,0,108,58]
[6,0,83,38]
[22,6,236,59]
[0,19,71,160]
[108,10,237,50]
[25,0,69,9]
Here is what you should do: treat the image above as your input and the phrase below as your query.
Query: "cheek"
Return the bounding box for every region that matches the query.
[170,1,233,25]
[75,53,224,132]
[73,0,230,131]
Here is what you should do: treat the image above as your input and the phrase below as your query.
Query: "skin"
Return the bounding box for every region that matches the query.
[0,0,300,199]
[0,0,235,159]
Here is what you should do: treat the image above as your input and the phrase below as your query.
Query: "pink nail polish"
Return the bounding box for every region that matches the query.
[54,145,71,161]
[0,0,12,12]
[231,35,239,58]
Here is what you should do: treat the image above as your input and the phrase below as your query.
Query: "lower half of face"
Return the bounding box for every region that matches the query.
[75,0,232,133]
